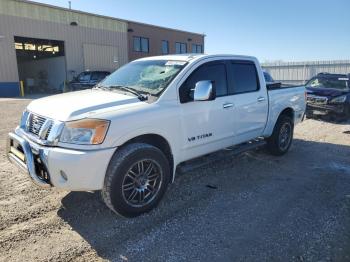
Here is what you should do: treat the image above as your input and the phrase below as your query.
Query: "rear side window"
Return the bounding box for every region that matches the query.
[91,72,109,81]
[179,62,228,103]
[230,62,259,94]
[78,72,91,82]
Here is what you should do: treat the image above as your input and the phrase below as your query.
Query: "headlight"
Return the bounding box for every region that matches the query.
[330,95,347,104]
[60,119,110,145]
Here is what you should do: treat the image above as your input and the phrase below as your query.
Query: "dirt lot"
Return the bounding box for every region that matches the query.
[0,98,349,262]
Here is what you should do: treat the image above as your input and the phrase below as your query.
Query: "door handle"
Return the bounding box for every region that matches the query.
[223,103,234,109]
[257,97,266,102]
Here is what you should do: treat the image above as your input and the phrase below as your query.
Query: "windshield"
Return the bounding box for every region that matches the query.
[306,77,349,90]
[100,60,187,96]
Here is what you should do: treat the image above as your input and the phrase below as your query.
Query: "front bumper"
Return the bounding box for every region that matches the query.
[7,128,115,191]
[306,103,346,116]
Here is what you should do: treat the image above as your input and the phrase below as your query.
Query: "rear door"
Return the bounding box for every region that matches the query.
[227,60,268,143]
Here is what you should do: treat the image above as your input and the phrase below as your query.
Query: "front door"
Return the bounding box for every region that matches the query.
[179,61,235,161]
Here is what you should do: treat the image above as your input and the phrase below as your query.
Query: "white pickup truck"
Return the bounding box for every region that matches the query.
[7,54,306,217]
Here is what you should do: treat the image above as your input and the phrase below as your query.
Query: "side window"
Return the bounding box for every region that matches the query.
[91,72,99,81]
[91,72,107,81]
[133,37,141,52]
[133,37,149,53]
[141,38,149,53]
[230,62,259,94]
[175,42,187,54]
[192,44,203,54]
[179,62,228,103]
[162,40,169,54]
[78,72,90,82]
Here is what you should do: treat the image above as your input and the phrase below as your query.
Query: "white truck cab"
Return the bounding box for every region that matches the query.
[7,54,306,217]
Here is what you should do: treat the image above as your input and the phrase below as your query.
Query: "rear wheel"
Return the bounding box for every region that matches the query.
[266,115,294,156]
[102,143,170,217]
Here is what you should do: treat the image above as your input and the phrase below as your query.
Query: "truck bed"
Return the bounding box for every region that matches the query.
[267,82,303,90]
[263,84,306,137]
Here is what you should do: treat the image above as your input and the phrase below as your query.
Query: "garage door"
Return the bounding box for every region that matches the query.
[83,43,119,72]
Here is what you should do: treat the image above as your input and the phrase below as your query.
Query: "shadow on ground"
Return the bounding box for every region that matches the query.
[306,115,350,126]
[57,139,350,261]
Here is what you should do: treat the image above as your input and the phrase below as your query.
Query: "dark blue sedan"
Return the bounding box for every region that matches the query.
[306,73,350,120]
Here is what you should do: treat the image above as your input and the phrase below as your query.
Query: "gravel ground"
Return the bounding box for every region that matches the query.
[0,98,349,262]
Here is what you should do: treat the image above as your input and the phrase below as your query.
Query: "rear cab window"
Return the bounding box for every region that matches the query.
[91,72,110,81]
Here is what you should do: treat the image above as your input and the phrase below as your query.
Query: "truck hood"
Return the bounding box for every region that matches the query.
[27,89,141,121]
[306,87,349,98]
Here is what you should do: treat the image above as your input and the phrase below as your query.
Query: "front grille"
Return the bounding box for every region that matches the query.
[28,114,46,135]
[26,113,53,140]
[307,96,328,105]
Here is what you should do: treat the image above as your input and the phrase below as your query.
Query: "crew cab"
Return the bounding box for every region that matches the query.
[7,54,306,217]
[306,73,350,120]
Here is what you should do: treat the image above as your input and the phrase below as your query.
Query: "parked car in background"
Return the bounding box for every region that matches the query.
[7,54,306,217]
[68,71,110,91]
[306,73,350,120]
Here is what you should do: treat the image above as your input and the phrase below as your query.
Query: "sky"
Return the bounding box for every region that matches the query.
[33,0,350,62]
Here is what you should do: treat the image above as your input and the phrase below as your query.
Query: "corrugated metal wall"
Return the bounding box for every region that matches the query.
[262,60,350,85]
[83,43,120,71]
[0,0,128,96]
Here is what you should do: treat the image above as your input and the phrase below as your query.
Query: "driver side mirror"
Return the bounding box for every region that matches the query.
[193,80,216,101]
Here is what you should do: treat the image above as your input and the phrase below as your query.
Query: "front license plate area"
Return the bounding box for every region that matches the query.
[313,110,326,115]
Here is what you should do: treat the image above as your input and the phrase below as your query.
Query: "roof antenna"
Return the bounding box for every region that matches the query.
[68,1,71,9]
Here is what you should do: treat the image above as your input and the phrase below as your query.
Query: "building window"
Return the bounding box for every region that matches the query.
[192,44,203,53]
[162,40,169,54]
[175,42,187,54]
[133,36,149,53]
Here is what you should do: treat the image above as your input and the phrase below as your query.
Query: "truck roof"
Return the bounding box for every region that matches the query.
[136,54,258,63]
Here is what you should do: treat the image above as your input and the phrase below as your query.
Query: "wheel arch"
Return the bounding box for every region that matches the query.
[263,106,295,137]
[120,133,175,182]
[279,107,295,123]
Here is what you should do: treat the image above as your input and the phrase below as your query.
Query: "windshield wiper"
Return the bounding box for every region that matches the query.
[96,85,148,101]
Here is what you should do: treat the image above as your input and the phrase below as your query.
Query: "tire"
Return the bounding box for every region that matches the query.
[266,115,294,156]
[102,143,170,217]
[343,106,350,121]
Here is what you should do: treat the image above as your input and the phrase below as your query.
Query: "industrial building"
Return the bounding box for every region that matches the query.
[0,0,205,97]
[262,60,350,85]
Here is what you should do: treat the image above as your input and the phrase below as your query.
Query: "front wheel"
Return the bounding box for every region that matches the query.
[266,115,294,156]
[102,143,170,217]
